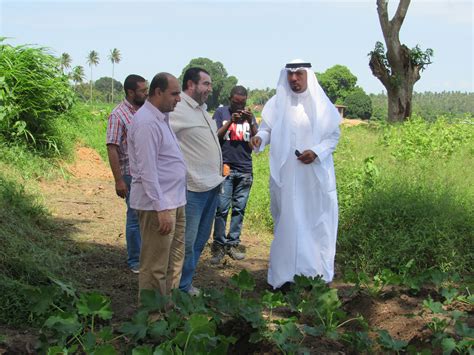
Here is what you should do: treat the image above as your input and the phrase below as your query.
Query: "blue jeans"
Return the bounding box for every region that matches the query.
[179,186,220,292]
[123,175,141,269]
[213,171,253,247]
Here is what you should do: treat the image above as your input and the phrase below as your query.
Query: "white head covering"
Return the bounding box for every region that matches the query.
[261,59,342,186]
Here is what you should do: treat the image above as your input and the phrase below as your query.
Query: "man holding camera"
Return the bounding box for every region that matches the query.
[210,86,258,264]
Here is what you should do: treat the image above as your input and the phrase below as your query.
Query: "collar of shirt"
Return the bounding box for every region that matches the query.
[123,98,138,114]
[143,100,168,122]
[181,92,207,111]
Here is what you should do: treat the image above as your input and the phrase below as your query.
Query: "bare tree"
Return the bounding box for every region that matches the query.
[369,0,433,122]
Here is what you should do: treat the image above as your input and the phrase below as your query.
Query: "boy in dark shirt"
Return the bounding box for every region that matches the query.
[211,86,258,264]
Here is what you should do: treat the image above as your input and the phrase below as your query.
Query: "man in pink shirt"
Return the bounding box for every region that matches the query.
[127,73,187,296]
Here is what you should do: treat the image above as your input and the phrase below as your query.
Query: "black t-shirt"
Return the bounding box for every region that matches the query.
[213,106,257,173]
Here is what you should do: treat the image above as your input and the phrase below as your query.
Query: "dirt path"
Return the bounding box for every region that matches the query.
[39,146,271,321]
[36,146,438,349]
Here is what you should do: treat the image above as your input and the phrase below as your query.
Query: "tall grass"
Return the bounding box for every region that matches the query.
[0,39,75,154]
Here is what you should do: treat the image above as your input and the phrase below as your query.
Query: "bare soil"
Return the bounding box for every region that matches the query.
[1,146,461,353]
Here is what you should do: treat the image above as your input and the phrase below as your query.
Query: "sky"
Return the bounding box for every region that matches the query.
[1,0,473,94]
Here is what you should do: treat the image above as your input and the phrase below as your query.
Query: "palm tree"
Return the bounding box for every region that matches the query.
[71,66,85,89]
[60,52,72,74]
[86,50,100,103]
[108,48,121,103]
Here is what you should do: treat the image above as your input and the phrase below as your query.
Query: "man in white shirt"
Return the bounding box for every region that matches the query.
[251,59,341,289]
[169,67,224,296]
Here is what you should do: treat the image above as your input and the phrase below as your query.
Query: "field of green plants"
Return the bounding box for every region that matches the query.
[1,41,473,353]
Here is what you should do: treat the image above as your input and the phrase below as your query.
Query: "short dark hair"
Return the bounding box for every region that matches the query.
[149,72,172,96]
[182,67,210,91]
[230,85,248,98]
[124,74,146,95]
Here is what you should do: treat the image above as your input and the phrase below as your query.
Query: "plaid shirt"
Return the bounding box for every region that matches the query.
[106,99,137,176]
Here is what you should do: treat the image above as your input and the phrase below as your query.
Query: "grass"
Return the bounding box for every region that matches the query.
[0,173,77,325]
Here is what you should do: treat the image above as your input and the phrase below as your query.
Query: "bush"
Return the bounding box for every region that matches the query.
[0,40,75,154]
[344,91,373,120]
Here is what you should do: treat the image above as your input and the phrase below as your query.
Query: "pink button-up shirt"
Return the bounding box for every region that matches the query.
[128,100,187,211]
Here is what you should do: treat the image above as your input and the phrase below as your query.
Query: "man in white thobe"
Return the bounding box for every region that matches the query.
[251,59,341,289]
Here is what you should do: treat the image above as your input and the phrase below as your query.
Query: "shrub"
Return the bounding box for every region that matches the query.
[0,39,75,154]
[344,91,373,120]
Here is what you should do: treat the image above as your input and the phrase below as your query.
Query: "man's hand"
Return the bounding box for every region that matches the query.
[157,210,173,235]
[250,136,262,150]
[297,150,318,164]
[240,109,253,124]
[115,178,128,198]
[231,112,240,123]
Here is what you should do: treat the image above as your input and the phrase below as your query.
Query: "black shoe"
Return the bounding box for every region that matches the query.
[226,245,245,260]
[210,245,226,265]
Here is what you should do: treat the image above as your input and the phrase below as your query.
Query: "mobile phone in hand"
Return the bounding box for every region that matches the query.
[295,149,302,157]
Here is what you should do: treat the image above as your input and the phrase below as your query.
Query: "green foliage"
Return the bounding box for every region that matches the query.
[410,45,434,72]
[0,40,75,154]
[180,57,238,110]
[344,90,373,119]
[335,120,473,276]
[376,329,408,353]
[317,64,358,104]
[380,115,472,160]
[94,76,123,103]
[247,87,276,107]
[370,91,474,121]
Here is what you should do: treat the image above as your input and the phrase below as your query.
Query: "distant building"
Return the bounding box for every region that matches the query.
[335,104,346,118]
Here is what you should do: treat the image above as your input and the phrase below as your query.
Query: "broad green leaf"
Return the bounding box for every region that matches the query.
[47,346,67,355]
[82,331,96,351]
[24,286,58,315]
[76,292,113,320]
[423,298,445,314]
[261,290,286,309]
[98,326,114,341]
[119,310,149,340]
[229,270,255,291]
[91,344,118,355]
[50,278,77,299]
[441,287,459,303]
[455,320,474,337]
[170,288,193,315]
[441,337,456,355]
[149,320,170,340]
[302,325,324,337]
[376,329,408,351]
[188,314,209,329]
[132,345,153,355]
[139,289,169,312]
[44,313,81,335]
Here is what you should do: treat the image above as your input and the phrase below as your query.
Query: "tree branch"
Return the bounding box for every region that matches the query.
[369,54,391,88]
[391,0,411,33]
[376,0,391,43]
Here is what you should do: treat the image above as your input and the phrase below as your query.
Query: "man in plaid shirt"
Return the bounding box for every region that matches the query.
[106,74,148,273]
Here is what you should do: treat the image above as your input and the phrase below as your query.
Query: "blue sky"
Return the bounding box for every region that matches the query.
[1,0,472,94]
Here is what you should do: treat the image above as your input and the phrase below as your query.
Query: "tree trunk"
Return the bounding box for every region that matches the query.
[369,0,421,122]
[111,63,115,104]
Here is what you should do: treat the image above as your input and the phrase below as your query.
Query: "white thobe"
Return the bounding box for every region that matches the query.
[257,97,340,289]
